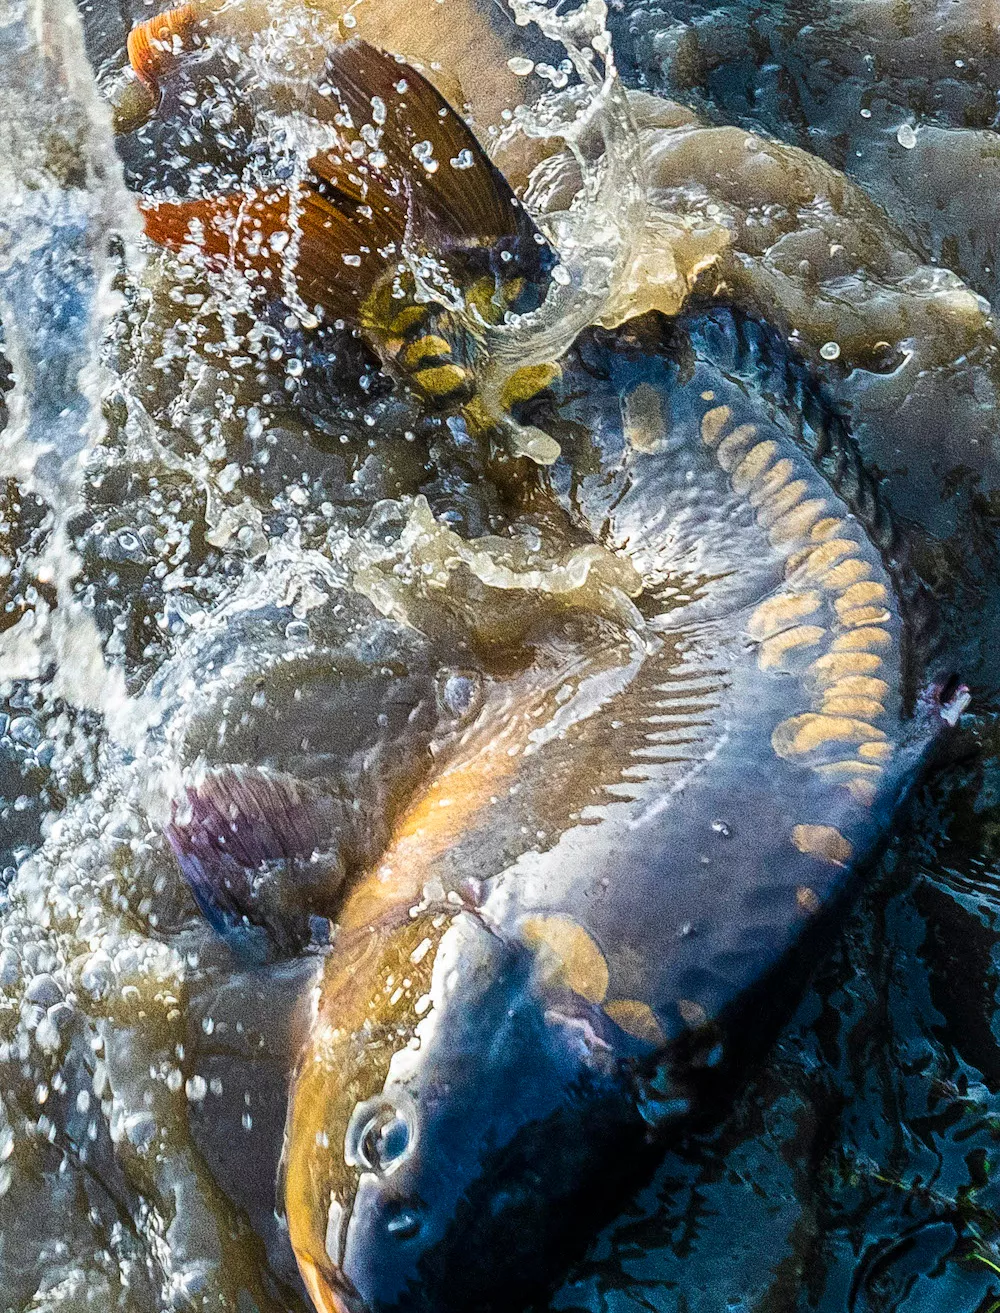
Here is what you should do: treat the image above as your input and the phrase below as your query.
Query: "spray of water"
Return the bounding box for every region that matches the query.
[0,0,141,730]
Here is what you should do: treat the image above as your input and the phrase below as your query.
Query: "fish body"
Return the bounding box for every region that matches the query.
[121,27,966,1313]
[280,309,959,1313]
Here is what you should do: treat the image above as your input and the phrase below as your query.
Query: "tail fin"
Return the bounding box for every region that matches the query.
[313,40,551,287]
[139,40,554,327]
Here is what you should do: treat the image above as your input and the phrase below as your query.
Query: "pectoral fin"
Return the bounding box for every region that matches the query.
[165,766,351,951]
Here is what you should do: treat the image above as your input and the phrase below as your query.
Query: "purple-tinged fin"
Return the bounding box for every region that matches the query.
[165,766,351,948]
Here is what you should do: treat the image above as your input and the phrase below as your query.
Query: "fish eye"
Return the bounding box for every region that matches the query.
[345,1094,417,1175]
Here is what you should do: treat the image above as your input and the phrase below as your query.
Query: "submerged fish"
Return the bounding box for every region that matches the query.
[125,28,970,1313]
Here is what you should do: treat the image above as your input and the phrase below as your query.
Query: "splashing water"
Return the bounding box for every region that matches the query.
[0,0,139,725]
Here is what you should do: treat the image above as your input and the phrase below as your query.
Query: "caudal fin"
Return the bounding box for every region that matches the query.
[139,39,554,328]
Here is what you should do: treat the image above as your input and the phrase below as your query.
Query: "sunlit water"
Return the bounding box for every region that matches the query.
[0,0,999,1309]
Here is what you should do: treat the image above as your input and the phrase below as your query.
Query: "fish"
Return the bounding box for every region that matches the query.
[131,37,555,419]
[131,33,970,1313]
[272,312,966,1313]
[110,0,562,190]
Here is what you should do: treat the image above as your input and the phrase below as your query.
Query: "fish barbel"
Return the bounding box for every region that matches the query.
[124,26,969,1313]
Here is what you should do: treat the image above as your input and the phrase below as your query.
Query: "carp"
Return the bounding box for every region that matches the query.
[123,25,970,1313]
[272,306,965,1313]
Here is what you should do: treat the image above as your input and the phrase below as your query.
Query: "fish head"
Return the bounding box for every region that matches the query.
[283,906,652,1313]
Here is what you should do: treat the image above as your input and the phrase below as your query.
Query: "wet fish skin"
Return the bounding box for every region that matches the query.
[120,16,966,1303]
[281,309,958,1313]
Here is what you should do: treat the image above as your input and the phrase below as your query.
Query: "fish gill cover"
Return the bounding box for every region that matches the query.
[0,0,997,1311]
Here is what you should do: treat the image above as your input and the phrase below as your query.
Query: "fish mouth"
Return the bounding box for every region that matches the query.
[298,1255,369,1313]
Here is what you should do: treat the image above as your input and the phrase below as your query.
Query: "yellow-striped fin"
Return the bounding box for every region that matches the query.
[499,363,562,412]
[414,363,472,400]
[399,335,453,370]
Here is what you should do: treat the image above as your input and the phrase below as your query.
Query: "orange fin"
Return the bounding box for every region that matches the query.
[140,189,292,277]
[140,187,401,322]
[138,41,554,325]
[127,3,199,91]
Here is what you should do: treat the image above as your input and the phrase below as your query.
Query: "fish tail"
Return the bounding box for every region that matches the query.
[135,39,555,399]
[127,3,200,91]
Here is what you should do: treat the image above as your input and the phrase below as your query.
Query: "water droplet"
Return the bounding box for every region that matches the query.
[8,717,40,748]
[411,140,438,173]
[437,670,481,718]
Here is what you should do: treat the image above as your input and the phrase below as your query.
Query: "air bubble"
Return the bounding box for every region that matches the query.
[820,341,841,361]
[896,123,917,149]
